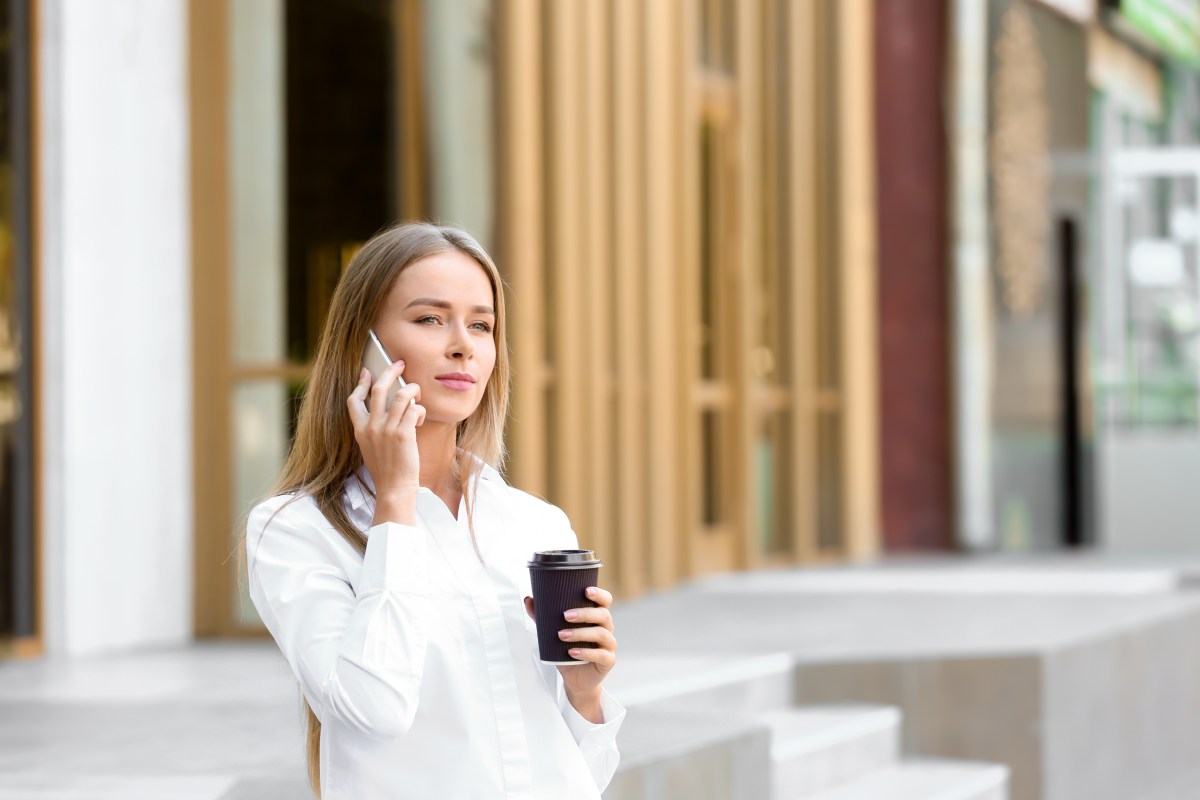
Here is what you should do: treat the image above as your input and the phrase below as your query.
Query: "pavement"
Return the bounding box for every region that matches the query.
[2,549,1200,799]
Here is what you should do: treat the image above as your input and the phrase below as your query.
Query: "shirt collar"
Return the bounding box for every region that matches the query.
[345,451,505,512]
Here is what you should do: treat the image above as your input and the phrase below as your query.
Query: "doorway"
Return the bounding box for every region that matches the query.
[1096,148,1200,551]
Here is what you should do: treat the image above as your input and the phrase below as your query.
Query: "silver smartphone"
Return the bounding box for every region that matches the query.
[361,329,408,412]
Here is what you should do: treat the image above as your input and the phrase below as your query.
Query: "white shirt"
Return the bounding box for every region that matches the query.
[245,459,625,799]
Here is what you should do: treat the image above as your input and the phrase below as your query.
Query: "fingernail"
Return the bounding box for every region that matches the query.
[568,649,581,656]
[586,587,596,597]
[563,610,578,621]
[558,629,572,639]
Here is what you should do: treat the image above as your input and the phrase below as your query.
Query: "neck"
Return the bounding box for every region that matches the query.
[416,420,460,493]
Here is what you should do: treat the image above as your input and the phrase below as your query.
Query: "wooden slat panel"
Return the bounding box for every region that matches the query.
[546,2,590,531]
[735,0,763,571]
[494,0,546,496]
[29,0,44,655]
[837,0,880,561]
[583,0,614,576]
[642,0,683,589]
[692,382,735,409]
[611,0,647,598]
[190,0,232,637]
[761,0,784,562]
[679,0,702,579]
[787,0,819,563]
[392,0,426,220]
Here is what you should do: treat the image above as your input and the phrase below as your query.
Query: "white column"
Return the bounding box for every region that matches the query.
[950,0,996,549]
[38,0,191,656]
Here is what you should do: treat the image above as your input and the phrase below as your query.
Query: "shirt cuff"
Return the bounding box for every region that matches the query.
[559,685,627,745]
[357,522,431,595]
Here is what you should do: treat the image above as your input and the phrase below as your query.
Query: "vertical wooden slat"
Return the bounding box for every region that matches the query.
[679,0,702,579]
[392,0,427,220]
[191,0,232,637]
[735,0,763,571]
[546,2,590,533]
[21,0,44,659]
[495,0,546,496]
[787,0,819,563]
[838,0,880,561]
[643,0,682,589]
[760,0,781,567]
[583,0,614,574]
[611,0,647,598]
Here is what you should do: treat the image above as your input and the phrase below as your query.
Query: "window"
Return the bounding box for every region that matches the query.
[0,0,34,650]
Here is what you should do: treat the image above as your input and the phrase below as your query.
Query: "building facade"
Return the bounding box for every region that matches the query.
[7,0,884,656]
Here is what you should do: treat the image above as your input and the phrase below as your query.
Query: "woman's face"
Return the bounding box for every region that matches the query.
[373,250,497,426]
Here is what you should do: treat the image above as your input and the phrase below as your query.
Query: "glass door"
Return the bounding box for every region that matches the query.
[0,0,34,657]
[194,0,428,636]
[1096,148,1200,551]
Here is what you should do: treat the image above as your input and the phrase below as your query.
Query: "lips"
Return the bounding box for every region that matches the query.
[435,372,476,391]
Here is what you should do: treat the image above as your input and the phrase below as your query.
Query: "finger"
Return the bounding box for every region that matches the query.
[368,362,404,424]
[387,380,419,428]
[559,626,616,649]
[584,586,613,607]
[347,368,372,428]
[564,607,612,630]
[566,646,616,668]
[524,596,535,620]
[397,394,425,431]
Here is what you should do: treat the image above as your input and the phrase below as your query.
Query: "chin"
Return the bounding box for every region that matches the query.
[426,405,481,427]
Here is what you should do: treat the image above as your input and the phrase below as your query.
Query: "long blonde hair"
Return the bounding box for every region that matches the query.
[238,221,511,797]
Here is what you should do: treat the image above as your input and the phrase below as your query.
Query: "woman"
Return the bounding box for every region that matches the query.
[243,222,624,799]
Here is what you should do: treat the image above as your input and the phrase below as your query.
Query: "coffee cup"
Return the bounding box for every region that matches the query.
[527,549,602,665]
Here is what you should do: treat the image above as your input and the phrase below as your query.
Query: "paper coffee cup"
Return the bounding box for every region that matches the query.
[527,549,602,665]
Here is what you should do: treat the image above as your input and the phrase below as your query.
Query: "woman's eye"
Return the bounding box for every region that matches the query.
[415,315,490,332]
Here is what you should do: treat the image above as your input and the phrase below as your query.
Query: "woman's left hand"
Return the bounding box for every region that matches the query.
[524,586,617,701]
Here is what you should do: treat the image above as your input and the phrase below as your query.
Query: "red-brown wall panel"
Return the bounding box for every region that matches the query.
[874,0,954,550]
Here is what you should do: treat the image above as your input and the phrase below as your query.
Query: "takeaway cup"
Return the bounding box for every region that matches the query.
[527,549,603,664]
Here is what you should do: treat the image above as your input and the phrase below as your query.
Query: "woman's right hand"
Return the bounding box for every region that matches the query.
[346,362,427,526]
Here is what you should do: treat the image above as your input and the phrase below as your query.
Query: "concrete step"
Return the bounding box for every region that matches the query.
[604,652,795,712]
[804,757,1010,800]
[602,706,771,800]
[757,705,900,799]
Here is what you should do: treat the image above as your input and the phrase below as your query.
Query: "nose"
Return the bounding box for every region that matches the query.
[447,320,475,360]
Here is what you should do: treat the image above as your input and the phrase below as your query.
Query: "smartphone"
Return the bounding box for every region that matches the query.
[361,329,408,412]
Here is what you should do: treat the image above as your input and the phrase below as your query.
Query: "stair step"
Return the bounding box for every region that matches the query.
[603,706,771,799]
[804,758,1009,800]
[604,652,794,712]
[757,705,900,798]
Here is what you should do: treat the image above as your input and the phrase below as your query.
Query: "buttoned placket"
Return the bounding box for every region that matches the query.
[416,487,535,799]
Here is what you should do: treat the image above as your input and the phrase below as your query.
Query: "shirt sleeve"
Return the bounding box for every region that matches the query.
[558,684,627,793]
[544,503,626,792]
[245,494,434,740]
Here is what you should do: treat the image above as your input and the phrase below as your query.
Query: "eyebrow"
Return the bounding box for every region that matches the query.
[404,297,495,315]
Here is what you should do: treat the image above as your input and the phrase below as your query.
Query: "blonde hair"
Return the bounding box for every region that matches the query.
[236,221,511,797]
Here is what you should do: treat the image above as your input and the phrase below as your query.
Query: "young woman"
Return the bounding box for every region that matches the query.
[243,222,624,799]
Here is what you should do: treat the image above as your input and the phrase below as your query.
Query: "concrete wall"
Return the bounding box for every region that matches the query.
[38,0,191,656]
[1103,431,1200,552]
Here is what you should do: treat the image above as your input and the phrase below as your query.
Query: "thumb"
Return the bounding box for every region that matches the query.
[524,596,535,620]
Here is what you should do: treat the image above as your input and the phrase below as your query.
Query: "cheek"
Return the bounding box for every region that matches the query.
[480,347,498,380]
[396,333,436,365]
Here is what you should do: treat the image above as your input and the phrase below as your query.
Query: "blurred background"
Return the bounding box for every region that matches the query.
[3,0,1200,798]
